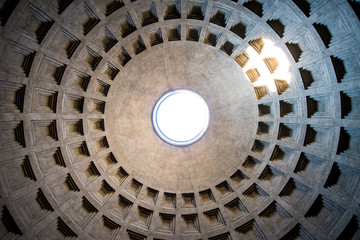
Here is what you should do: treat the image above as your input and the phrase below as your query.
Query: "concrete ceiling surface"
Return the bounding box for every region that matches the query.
[0,0,359,239]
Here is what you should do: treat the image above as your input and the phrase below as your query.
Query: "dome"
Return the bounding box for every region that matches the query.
[0,0,360,239]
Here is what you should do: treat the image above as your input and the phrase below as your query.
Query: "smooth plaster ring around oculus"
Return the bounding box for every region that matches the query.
[152,89,210,146]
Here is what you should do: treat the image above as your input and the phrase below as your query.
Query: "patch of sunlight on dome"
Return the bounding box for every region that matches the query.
[244,38,292,93]
[152,90,210,146]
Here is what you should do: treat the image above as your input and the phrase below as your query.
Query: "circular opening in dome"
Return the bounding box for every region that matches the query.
[152,90,210,146]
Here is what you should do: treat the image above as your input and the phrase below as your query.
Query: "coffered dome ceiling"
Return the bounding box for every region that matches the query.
[0,0,360,239]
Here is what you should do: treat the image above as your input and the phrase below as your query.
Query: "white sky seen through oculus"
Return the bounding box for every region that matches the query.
[153,90,210,146]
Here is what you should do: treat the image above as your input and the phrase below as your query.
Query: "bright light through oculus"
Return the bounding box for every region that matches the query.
[152,90,210,146]
[245,38,292,93]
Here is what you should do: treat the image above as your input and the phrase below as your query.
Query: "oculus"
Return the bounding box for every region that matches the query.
[152,90,210,146]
